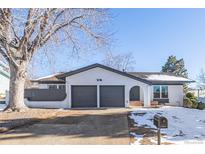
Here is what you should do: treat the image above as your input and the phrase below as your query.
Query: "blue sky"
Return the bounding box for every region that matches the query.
[34,9,205,80]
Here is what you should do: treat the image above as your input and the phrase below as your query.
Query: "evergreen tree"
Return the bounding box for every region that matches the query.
[162,55,188,78]
[162,55,188,92]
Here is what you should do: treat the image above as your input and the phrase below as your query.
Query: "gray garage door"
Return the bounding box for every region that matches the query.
[100,86,125,107]
[71,85,97,108]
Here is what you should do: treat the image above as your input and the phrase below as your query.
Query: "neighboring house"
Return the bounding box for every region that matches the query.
[24,63,194,109]
[188,87,205,98]
[188,83,205,103]
[0,61,10,99]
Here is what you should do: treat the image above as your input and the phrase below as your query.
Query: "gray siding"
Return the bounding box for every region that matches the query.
[24,89,66,101]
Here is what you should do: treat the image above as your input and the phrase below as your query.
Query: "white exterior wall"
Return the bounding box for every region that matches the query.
[0,74,9,95]
[140,86,153,102]
[143,85,152,107]
[140,87,144,101]
[151,85,184,106]
[66,67,148,108]
[168,85,184,106]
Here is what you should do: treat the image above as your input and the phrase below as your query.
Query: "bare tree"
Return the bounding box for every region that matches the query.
[103,51,136,71]
[0,8,109,111]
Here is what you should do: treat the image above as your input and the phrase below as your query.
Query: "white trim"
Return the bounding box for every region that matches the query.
[143,85,151,107]
[97,85,100,108]
[68,84,71,108]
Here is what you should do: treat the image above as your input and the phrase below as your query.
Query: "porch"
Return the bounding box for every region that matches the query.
[129,100,159,108]
[129,85,153,107]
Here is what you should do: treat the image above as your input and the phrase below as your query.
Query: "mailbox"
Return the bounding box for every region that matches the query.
[154,114,168,128]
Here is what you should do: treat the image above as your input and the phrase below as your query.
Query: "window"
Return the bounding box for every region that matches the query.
[161,86,168,98]
[153,85,168,99]
[153,85,160,98]
[48,85,57,89]
[59,85,65,90]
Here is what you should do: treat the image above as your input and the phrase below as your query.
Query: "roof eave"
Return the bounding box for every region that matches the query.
[151,80,195,85]
[31,80,66,84]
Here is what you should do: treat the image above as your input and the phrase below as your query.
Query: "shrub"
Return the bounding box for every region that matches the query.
[192,100,199,109]
[184,92,199,109]
[183,97,193,108]
[186,92,197,100]
[197,102,205,110]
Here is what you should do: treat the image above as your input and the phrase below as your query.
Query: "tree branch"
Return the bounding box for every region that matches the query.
[18,9,35,50]
[72,21,102,40]
[39,15,84,48]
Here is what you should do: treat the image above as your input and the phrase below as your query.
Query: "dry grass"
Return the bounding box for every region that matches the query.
[0,109,60,120]
[0,108,131,133]
[0,109,61,133]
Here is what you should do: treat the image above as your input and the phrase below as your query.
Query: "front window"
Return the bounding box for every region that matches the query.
[161,86,168,98]
[153,85,168,99]
[153,85,160,98]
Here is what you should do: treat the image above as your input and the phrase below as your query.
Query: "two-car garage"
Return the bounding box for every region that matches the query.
[71,85,125,108]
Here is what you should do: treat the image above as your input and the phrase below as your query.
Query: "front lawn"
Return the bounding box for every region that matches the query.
[129,106,205,145]
[0,109,61,133]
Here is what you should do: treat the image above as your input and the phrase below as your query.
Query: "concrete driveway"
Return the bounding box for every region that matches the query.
[0,108,130,145]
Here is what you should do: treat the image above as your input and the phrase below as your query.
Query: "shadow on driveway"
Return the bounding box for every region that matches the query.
[0,109,130,144]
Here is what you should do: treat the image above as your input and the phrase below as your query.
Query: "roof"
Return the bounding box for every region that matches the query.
[57,63,152,85]
[31,72,65,84]
[188,82,205,90]
[128,72,194,85]
[32,63,194,85]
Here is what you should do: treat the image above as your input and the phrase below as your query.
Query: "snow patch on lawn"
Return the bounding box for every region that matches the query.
[130,106,205,145]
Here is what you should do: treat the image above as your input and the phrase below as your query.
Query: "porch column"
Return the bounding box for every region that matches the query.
[143,85,151,107]
[67,84,71,108]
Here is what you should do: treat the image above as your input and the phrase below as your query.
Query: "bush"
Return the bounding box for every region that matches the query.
[192,100,199,109]
[186,92,197,100]
[197,102,205,110]
[183,97,193,108]
[184,92,199,109]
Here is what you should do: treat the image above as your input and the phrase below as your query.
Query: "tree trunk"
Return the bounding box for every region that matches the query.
[8,62,28,111]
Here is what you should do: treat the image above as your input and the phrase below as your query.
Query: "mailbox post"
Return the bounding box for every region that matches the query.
[153,114,168,145]
[157,128,161,145]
